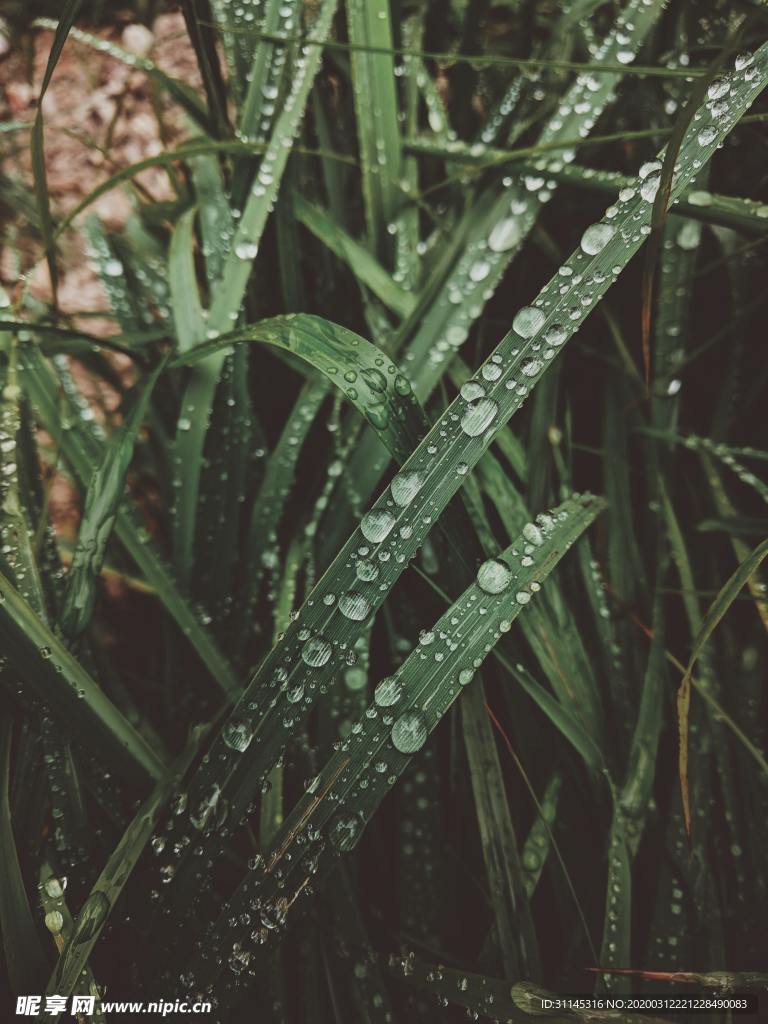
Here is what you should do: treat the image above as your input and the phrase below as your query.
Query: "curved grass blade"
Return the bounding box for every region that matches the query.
[0,569,165,786]
[0,720,49,993]
[31,1,84,303]
[34,18,213,134]
[17,344,241,701]
[172,314,428,463]
[60,359,165,639]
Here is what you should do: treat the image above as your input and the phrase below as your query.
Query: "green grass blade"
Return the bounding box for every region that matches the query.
[61,360,166,639]
[31,2,84,301]
[0,720,49,993]
[294,197,417,317]
[462,684,540,979]
[521,772,562,898]
[17,344,241,700]
[170,46,768,879]
[345,0,403,264]
[0,568,165,786]
[170,209,208,355]
[34,18,213,134]
[677,536,768,835]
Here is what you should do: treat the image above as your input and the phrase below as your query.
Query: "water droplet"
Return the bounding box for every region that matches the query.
[513,306,546,338]
[45,911,64,934]
[460,380,485,401]
[580,222,615,256]
[469,259,490,282]
[520,358,542,378]
[488,216,522,253]
[391,470,425,507]
[544,323,567,346]
[375,676,403,707]
[222,718,253,752]
[301,635,332,667]
[523,522,544,545]
[697,125,717,147]
[329,811,364,851]
[339,592,372,621]
[461,398,499,437]
[234,240,259,260]
[391,710,428,753]
[360,509,395,543]
[476,558,513,594]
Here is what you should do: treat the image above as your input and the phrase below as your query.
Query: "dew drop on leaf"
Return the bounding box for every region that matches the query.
[338,592,372,621]
[460,398,499,437]
[580,222,615,255]
[476,558,513,594]
[360,509,396,543]
[301,635,333,667]
[391,710,428,753]
[512,306,546,338]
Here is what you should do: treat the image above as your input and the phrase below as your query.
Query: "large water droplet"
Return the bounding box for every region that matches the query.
[391,470,425,507]
[513,306,546,338]
[461,398,499,437]
[477,558,513,594]
[375,676,403,707]
[580,222,615,256]
[360,509,396,543]
[302,635,332,667]
[391,710,428,753]
[222,718,253,752]
[488,216,523,253]
[339,592,372,621]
